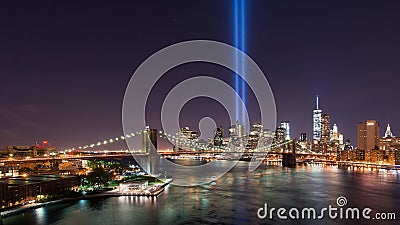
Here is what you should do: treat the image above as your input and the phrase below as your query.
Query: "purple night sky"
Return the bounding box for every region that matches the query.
[1,0,400,150]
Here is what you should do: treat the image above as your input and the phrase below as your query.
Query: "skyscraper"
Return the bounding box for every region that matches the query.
[313,96,322,141]
[251,122,263,135]
[229,121,247,152]
[358,120,380,151]
[246,122,263,150]
[300,133,307,142]
[274,127,286,144]
[280,121,291,141]
[331,124,339,141]
[175,127,199,151]
[331,124,344,145]
[384,123,394,138]
[321,114,330,144]
[213,127,224,147]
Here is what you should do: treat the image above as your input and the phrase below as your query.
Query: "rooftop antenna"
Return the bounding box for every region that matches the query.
[316,95,319,109]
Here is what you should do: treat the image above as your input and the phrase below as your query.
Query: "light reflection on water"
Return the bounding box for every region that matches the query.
[2,161,399,225]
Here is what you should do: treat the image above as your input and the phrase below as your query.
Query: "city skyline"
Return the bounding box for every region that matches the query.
[0,92,397,151]
[1,1,400,149]
[1,2,400,224]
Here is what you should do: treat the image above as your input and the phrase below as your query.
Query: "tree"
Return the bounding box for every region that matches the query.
[105,161,129,175]
[87,160,103,170]
[86,167,111,188]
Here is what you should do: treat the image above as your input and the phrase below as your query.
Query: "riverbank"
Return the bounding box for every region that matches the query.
[0,179,172,218]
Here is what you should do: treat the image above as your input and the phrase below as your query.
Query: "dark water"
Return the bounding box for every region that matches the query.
[2,162,400,225]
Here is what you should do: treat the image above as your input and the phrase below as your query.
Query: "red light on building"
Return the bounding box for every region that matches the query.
[43,140,49,145]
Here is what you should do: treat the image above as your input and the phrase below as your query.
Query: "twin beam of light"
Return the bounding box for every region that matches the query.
[234,0,246,124]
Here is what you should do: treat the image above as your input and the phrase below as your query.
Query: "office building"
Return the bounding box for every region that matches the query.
[175,127,199,151]
[229,121,247,152]
[357,120,380,151]
[0,175,78,209]
[300,133,307,142]
[313,96,322,141]
[358,120,380,162]
[251,122,263,135]
[384,123,394,138]
[321,114,330,144]
[246,122,264,150]
[274,127,286,144]
[213,127,224,148]
[280,121,291,140]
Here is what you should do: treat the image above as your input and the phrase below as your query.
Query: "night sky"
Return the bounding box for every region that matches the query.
[1,0,400,150]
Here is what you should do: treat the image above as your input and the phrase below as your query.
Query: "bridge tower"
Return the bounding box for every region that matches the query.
[282,139,296,167]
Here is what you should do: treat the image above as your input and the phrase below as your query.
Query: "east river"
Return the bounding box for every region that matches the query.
[2,161,399,225]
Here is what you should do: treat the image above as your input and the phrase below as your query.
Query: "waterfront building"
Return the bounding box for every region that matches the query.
[337,149,357,161]
[370,149,385,163]
[0,175,78,209]
[0,141,56,158]
[378,124,400,164]
[119,180,148,193]
[380,124,400,150]
[395,150,400,165]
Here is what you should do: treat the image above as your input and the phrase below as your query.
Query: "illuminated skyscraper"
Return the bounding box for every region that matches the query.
[246,122,263,150]
[338,133,344,145]
[280,121,291,140]
[321,114,330,144]
[274,127,286,144]
[313,96,322,141]
[331,124,344,145]
[213,127,224,147]
[300,133,307,142]
[384,123,394,138]
[251,122,263,135]
[331,124,339,141]
[175,127,199,151]
[358,120,380,151]
[229,121,247,152]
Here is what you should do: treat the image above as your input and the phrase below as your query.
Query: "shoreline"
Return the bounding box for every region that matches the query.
[0,180,170,218]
